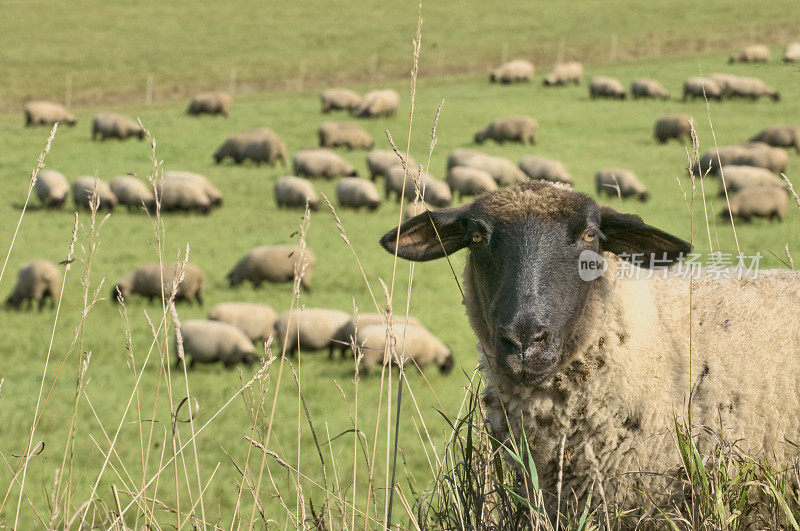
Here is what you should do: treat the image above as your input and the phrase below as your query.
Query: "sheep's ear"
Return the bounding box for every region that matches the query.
[379,204,471,261]
[599,206,692,267]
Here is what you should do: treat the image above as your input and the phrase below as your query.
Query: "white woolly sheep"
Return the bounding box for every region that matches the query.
[24,101,76,127]
[356,324,454,374]
[450,151,527,187]
[72,177,118,211]
[631,78,670,100]
[543,62,583,86]
[595,168,648,201]
[720,185,787,222]
[227,245,315,292]
[725,76,780,102]
[110,176,156,213]
[112,263,205,305]
[653,114,693,144]
[274,308,351,356]
[274,176,320,211]
[214,128,287,166]
[187,92,232,117]
[403,200,435,221]
[718,165,787,196]
[385,166,452,207]
[518,156,574,185]
[750,125,800,153]
[330,313,422,358]
[208,302,277,343]
[318,122,374,150]
[321,89,362,113]
[176,320,257,369]
[163,171,223,207]
[5,260,60,310]
[293,148,358,179]
[156,178,212,214]
[589,76,626,99]
[35,170,70,208]
[366,149,418,182]
[92,113,144,141]
[447,166,498,199]
[336,177,381,210]
[729,44,770,63]
[784,42,800,63]
[490,60,534,83]
[682,77,722,101]
[474,116,538,145]
[352,89,399,118]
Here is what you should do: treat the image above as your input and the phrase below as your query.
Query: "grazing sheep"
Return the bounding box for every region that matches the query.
[707,73,739,98]
[631,78,670,100]
[543,62,583,86]
[729,44,770,63]
[750,125,800,153]
[110,176,156,212]
[385,166,452,207]
[447,166,498,199]
[518,156,574,185]
[451,152,527,187]
[726,76,780,102]
[379,179,800,516]
[321,89,362,113]
[595,168,648,201]
[474,116,538,145]
[490,60,534,83]
[274,176,320,211]
[720,186,787,222]
[318,122,374,150]
[72,177,118,211]
[682,77,722,101]
[403,201,435,221]
[589,76,626,99]
[446,148,484,171]
[187,92,232,117]
[737,142,789,173]
[214,128,287,166]
[337,177,381,210]
[653,114,693,144]
[356,324,454,374]
[353,89,399,118]
[163,171,223,207]
[274,308,351,356]
[23,101,76,127]
[718,165,787,196]
[330,313,422,358]
[35,170,69,208]
[176,320,257,369]
[208,302,277,343]
[155,178,212,214]
[91,113,144,141]
[5,260,60,310]
[366,150,418,182]
[227,245,315,292]
[293,148,357,179]
[784,42,800,63]
[112,263,205,305]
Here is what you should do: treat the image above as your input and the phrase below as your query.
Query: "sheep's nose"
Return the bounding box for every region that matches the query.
[498,319,550,356]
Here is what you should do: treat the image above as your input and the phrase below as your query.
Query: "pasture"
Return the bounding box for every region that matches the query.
[2,23,800,530]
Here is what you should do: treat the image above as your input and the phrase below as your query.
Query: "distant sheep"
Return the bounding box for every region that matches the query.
[403,201,434,221]
[112,263,205,305]
[72,177,118,211]
[5,260,60,310]
[718,165,787,196]
[330,313,422,358]
[187,92,232,117]
[293,148,357,179]
[337,177,381,210]
[385,166,452,207]
[214,128,287,166]
[274,176,320,210]
[155,178,212,214]
[653,114,693,144]
[208,302,277,343]
[490,60,534,83]
[356,324,453,374]
[163,171,223,207]
[274,308,351,356]
[176,320,257,369]
[110,176,156,212]
[589,76,626,99]
[447,166,498,199]
[784,42,800,63]
[227,245,315,292]
[595,168,648,201]
[92,113,144,141]
[682,77,722,101]
[720,186,787,222]
[318,122,374,150]
[631,78,670,100]
[320,89,362,113]
[474,116,538,145]
[726,76,780,102]
[695,143,789,176]
[353,89,399,118]
[518,156,574,185]
[707,73,738,98]
[449,151,527,187]
[750,125,800,153]
[729,44,770,63]
[543,62,583,86]
[24,101,76,127]
[366,149,418,182]
[35,170,70,208]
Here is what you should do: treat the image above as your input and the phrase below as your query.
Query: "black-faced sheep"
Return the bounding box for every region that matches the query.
[227,245,315,292]
[653,114,693,144]
[355,324,453,374]
[274,176,320,211]
[720,185,787,222]
[543,62,583,86]
[35,170,70,208]
[518,156,574,185]
[214,128,287,166]
[208,302,277,344]
[474,116,538,145]
[682,77,722,101]
[352,89,399,118]
[23,101,76,127]
[292,148,357,179]
[366,149,418,182]
[631,78,670,100]
[589,76,626,99]
[110,176,156,213]
[726,76,780,102]
[274,308,351,356]
[750,125,800,153]
[6,260,60,310]
[385,166,452,207]
[318,122,374,150]
[336,177,381,210]
[729,44,770,63]
[320,89,362,113]
[112,263,205,305]
[175,320,257,369]
[718,165,787,196]
[72,177,118,211]
[447,166,498,199]
[187,92,232,117]
[595,168,648,201]
[490,60,534,83]
[92,113,144,141]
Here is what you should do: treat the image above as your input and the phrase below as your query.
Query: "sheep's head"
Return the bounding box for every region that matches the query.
[380,181,691,386]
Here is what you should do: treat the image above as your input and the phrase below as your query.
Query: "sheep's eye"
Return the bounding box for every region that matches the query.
[582,229,597,243]
[471,231,484,244]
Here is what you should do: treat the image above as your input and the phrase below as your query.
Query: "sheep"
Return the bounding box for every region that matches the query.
[682,77,722,101]
[227,245,315,292]
[292,148,357,179]
[707,72,739,98]
[403,201,435,221]
[91,113,144,141]
[110,176,156,212]
[729,44,770,63]
[187,91,232,117]
[163,171,223,207]
[208,302,277,343]
[176,320,257,369]
[112,263,205,305]
[490,60,534,83]
[720,185,787,222]
[337,177,381,210]
[543,62,583,86]
[214,128,287,166]
[718,165,787,196]
[318,122,374,150]
[595,168,648,201]
[446,148,484,171]
[72,177,118,211]
[447,166,498,199]
[356,324,453,374]
[366,149,418,182]
[330,313,422,358]
[385,166,452,207]
[352,89,399,118]
[631,78,670,100]
[155,177,212,214]
[320,89,362,113]
[5,260,60,310]
[450,151,528,187]
[34,170,70,208]
[518,156,574,185]
[725,76,780,102]
[653,114,693,144]
[274,176,320,210]
[589,76,626,99]
[474,116,538,145]
[736,142,789,174]
[784,42,800,63]
[378,179,800,517]
[274,308,351,356]
[750,125,800,153]
[23,101,76,127]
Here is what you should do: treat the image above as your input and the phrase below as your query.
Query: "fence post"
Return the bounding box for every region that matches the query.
[65,73,72,108]
[145,74,154,105]
[229,69,237,96]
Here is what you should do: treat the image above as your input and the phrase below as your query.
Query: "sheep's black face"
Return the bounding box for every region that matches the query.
[380,181,692,387]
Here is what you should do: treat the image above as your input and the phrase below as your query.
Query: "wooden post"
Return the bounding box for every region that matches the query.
[229,68,237,96]
[145,74,154,105]
[610,34,618,62]
[65,73,72,108]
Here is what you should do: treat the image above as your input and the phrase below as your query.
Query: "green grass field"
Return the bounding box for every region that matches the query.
[2,6,800,527]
